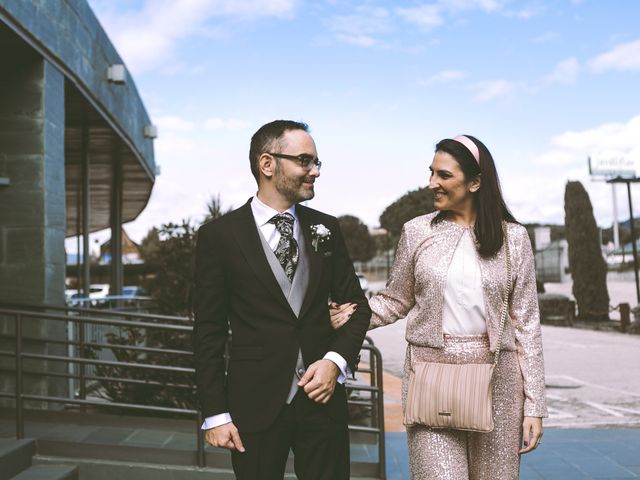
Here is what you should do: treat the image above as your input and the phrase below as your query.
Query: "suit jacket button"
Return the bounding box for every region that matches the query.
[296,368,306,379]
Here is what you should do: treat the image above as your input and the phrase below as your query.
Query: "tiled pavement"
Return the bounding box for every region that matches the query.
[383,429,640,479]
[1,417,639,478]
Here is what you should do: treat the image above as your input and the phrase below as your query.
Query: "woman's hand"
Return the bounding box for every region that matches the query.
[519,416,543,454]
[329,302,357,330]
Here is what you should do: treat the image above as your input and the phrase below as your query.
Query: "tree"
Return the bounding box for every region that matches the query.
[142,220,197,316]
[204,194,232,223]
[337,215,376,262]
[95,196,231,412]
[138,226,160,263]
[564,181,609,321]
[379,187,435,243]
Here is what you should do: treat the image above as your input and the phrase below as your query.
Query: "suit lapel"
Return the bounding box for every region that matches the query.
[297,206,324,319]
[231,200,293,314]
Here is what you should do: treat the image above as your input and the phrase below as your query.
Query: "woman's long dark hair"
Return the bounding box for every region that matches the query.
[432,135,517,257]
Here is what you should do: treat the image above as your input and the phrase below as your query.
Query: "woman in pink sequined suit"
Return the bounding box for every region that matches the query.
[332,135,547,479]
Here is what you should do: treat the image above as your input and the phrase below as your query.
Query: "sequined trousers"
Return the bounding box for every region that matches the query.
[403,335,524,480]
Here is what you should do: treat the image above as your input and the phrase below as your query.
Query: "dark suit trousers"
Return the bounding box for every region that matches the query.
[231,390,350,480]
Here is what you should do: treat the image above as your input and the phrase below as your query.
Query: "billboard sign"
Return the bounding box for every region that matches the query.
[589,154,636,178]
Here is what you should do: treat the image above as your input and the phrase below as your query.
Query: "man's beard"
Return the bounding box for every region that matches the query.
[275,164,315,203]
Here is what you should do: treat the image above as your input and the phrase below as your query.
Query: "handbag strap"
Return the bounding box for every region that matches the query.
[407,221,513,371]
[492,222,512,368]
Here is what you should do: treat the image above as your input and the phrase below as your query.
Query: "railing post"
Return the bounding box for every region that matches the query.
[619,303,630,333]
[15,313,24,439]
[196,411,205,467]
[374,346,386,480]
[78,318,86,401]
[369,345,377,432]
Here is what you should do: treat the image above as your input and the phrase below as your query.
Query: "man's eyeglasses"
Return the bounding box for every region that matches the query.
[267,152,322,171]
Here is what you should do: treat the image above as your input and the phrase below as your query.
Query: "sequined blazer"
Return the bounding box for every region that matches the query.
[369,212,548,417]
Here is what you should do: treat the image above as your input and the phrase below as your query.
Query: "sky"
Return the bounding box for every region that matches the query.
[83,0,640,247]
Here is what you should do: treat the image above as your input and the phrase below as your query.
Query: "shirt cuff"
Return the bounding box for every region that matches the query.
[201,412,232,430]
[323,351,351,384]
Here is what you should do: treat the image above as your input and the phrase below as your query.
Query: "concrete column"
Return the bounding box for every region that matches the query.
[0,56,68,406]
[110,148,123,297]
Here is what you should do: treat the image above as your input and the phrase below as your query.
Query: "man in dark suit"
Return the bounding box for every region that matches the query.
[193,120,371,479]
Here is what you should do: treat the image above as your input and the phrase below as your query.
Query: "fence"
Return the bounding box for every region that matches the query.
[0,302,386,478]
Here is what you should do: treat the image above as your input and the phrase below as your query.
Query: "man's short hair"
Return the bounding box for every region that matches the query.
[249,120,309,183]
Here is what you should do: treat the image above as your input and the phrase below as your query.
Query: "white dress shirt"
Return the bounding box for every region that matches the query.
[442,229,487,335]
[202,195,349,430]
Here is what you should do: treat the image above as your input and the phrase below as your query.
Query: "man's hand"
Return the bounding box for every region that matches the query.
[297,359,340,403]
[519,416,543,454]
[204,422,245,452]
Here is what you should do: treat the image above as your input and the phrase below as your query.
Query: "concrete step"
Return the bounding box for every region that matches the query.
[0,438,35,480]
[10,465,78,480]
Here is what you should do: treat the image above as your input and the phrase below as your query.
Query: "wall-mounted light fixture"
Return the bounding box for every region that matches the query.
[107,64,126,84]
[0,177,10,187]
[144,125,158,139]
[155,165,162,176]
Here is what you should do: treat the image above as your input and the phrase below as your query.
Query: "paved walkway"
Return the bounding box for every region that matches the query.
[384,429,640,479]
[379,368,640,479]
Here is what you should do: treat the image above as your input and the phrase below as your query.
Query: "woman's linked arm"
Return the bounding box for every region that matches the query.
[509,225,548,419]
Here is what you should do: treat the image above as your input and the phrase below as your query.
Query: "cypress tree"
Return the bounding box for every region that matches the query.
[564,181,609,321]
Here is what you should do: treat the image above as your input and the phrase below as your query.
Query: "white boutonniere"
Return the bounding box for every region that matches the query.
[310,224,331,252]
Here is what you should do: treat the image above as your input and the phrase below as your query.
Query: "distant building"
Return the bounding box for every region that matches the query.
[535,239,571,284]
[99,229,143,265]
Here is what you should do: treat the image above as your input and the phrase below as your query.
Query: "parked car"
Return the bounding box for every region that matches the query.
[65,284,110,306]
[121,285,148,298]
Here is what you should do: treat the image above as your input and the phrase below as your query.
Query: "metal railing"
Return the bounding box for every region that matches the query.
[0,302,386,478]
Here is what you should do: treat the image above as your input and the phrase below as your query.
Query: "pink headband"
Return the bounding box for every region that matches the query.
[453,135,480,164]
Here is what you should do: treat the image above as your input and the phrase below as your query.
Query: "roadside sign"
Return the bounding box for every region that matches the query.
[589,154,636,178]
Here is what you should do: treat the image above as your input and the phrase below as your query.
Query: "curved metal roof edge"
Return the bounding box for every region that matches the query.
[0,0,156,181]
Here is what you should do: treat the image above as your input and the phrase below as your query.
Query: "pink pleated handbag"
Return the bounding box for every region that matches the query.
[404,226,512,432]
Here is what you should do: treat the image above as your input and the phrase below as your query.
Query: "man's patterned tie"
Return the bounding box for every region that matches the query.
[269,213,299,282]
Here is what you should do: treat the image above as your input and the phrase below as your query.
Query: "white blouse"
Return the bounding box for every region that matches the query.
[442,229,487,335]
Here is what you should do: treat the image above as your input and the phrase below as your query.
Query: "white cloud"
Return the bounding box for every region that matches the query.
[204,118,251,130]
[588,39,640,73]
[551,115,640,154]
[516,115,640,225]
[396,4,443,30]
[439,0,505,12]
[532,31,559,43]
[396,0,534,31]
[472,79,519,102]
[89,0,298,74]
[503,7,541,19]
[325,6,392,47]
[155,115,195,132]
[330,0,530,46]
[418,69,466,86]
[543,57,580,86]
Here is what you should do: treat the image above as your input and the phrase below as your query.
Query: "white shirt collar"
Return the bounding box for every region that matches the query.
[250,195,297,227]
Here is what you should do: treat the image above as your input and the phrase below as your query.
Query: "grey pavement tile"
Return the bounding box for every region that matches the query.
[161,432,196,450]
[120,429,174,447]
[83,427,133,444]
[606,449,640,468]
[385,432,410,479]
[529,459,590,479]
[572,457,638,479]
[25,422,98,442]
[554,444,601,460]
[350,443,373,462]
[520,464,544,480]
